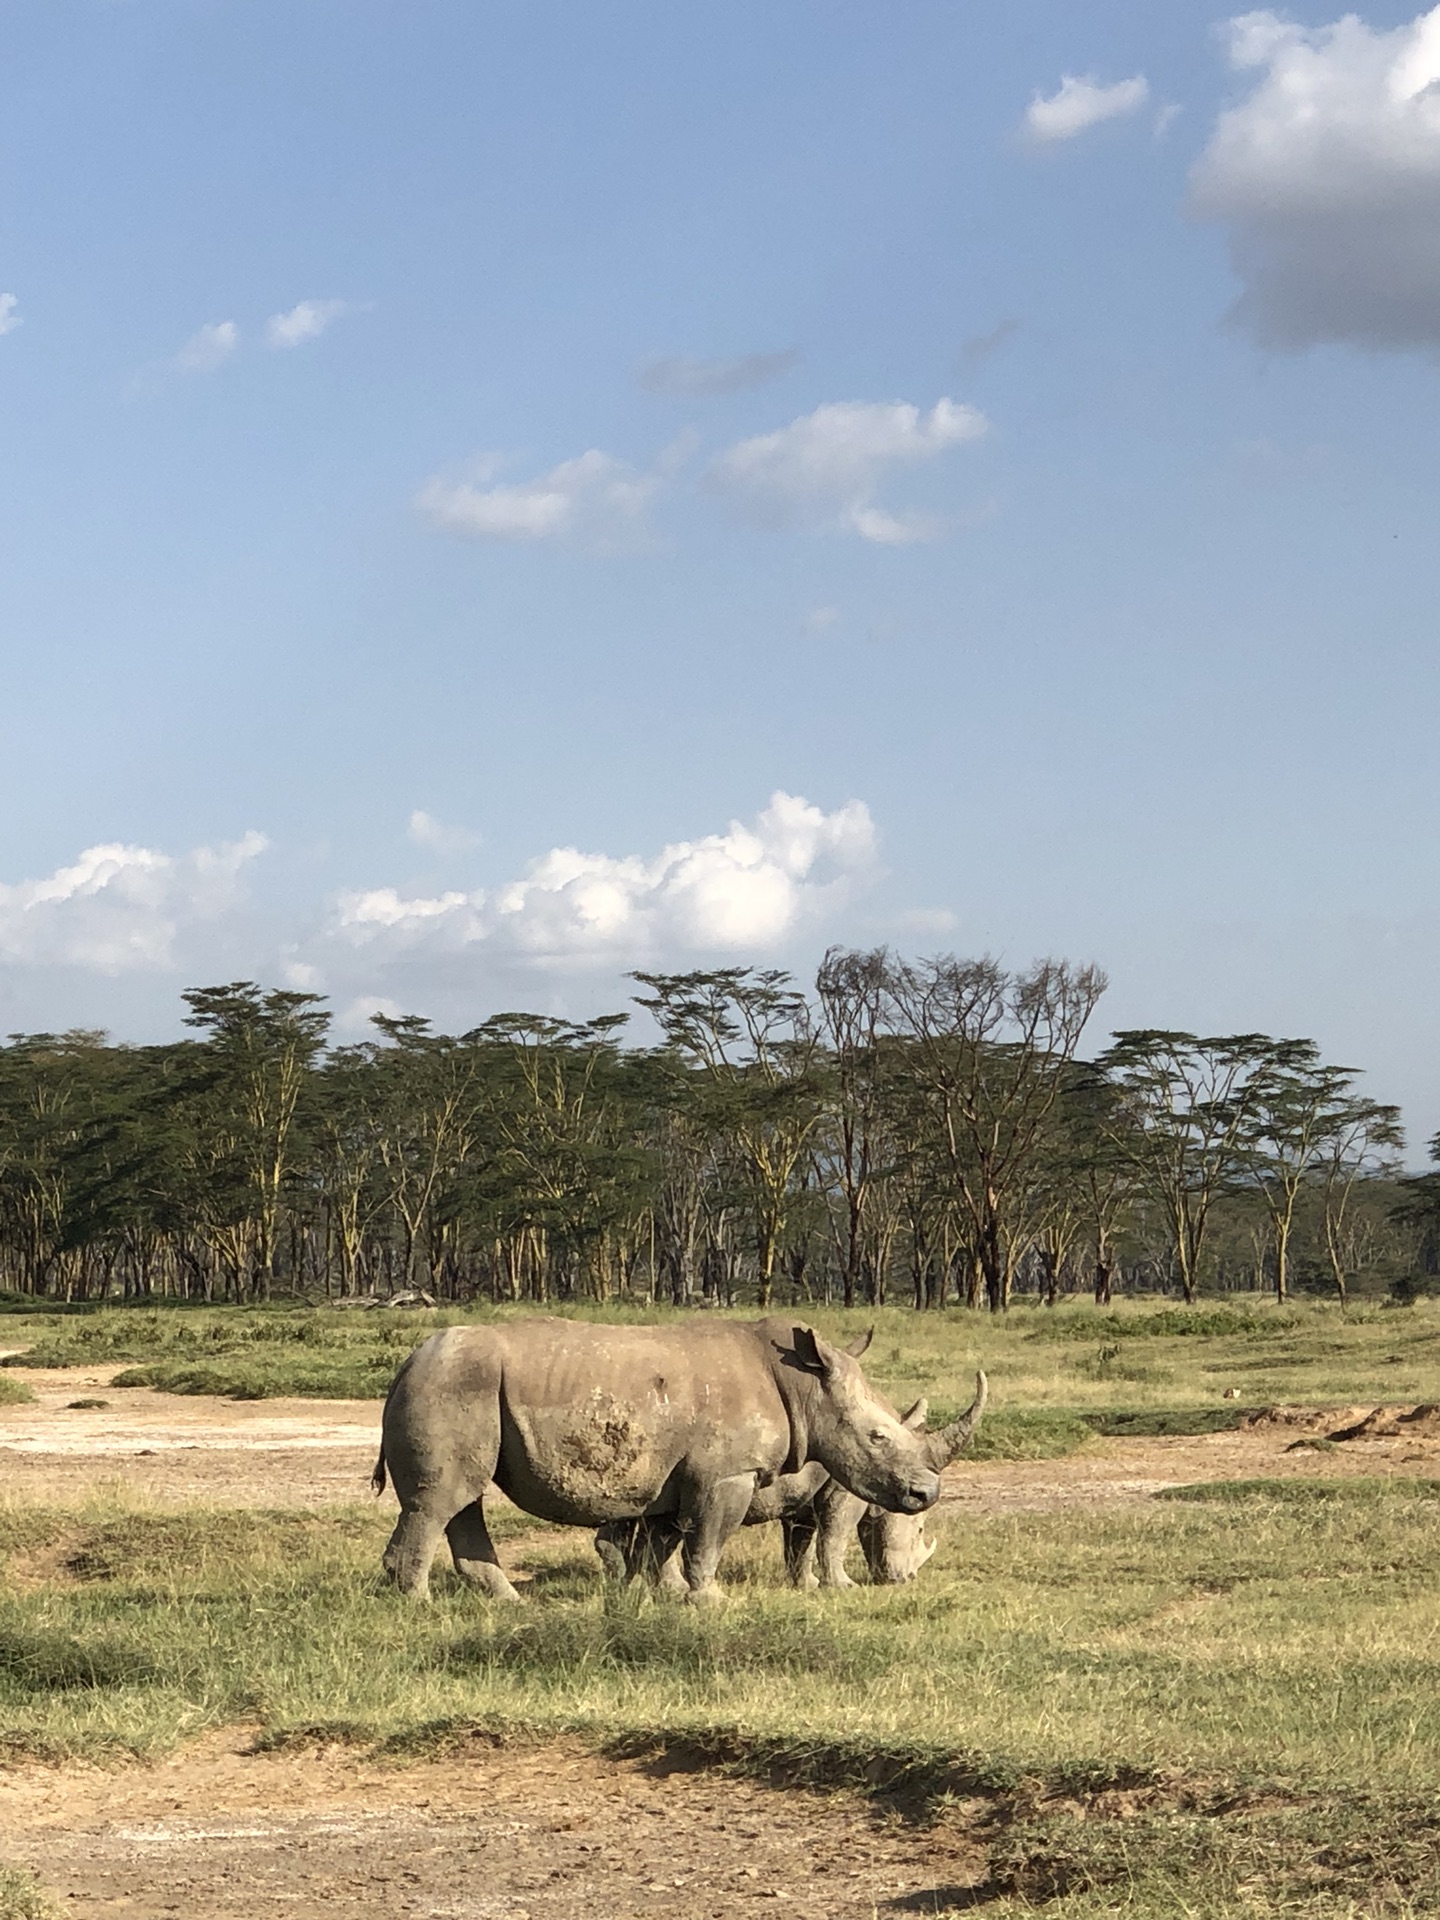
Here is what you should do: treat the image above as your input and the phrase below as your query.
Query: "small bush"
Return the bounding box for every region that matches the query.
[0,1868,57,1920]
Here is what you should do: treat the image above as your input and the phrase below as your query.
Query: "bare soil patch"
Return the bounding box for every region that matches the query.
[0,1366,380,1507]
[0,1727,985,1919]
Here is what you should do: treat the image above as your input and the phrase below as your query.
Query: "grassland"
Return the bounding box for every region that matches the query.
[4,1483,1440,1911]
[6,1295,1440,1912]
[7,1291,1440,1452]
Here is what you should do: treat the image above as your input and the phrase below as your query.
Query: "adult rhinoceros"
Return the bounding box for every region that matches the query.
[373,1316,942,1604]
[596,1371,987,1590]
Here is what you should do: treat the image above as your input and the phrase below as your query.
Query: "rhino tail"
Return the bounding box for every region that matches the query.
[371,1445,387,1497]
[927,1370,988,1469]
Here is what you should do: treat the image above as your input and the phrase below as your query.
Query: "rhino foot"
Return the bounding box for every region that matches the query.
[685,1582,728,1608]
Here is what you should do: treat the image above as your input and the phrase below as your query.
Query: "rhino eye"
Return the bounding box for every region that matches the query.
[868,1428,888,1444]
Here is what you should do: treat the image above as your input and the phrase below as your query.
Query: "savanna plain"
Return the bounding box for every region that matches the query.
[4,1297,1440,1917]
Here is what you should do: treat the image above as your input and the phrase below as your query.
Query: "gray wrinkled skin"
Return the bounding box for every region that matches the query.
[598,1371,988,1592]
[374,1316,941,1606]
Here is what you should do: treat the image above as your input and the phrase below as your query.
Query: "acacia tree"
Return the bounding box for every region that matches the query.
[631,969,824,1309]
[883,956,1108,1312]
[1243,1048,1400,1302]
[181,984,332,1298]
[365,1014,487,1290]
[1096,1031,1289,1304]
[814,947,892,1308]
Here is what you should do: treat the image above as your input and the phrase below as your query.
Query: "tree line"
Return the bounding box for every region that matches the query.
[0,953,1426,1311]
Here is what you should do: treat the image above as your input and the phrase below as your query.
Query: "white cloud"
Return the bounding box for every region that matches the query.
[706,398,987,542]
[266,299,349,349]
[407,810,480,854]
[177,321,239,372]
[0,294,21,337]
[337,994,403,1034]
[1023,73,1149,142]
[332,792,878,968]
[1191,7,1440,351]
[896,907,959,937]
[638,349,799,396]
[417,449,658,548]
[0,832,267,972]
[804,605,840,633]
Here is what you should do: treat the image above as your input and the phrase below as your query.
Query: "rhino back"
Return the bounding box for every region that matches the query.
[395,1318,793,1527]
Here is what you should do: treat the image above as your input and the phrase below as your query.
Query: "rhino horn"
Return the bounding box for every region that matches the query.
[900,1396,929,1431]
[924,1370,988,1470]
[844,1326,875,1359]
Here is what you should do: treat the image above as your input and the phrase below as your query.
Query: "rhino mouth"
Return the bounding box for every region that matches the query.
[895,1482,937,1514]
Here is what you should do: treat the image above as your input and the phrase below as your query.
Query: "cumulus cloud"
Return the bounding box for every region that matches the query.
[332,792,878,969]
[0,832,267,972]
[0,294,20,337]
[706,398,987,542]
[266,299,349,348]
[1191,8,1440,351]
[417,449,658,548]
[177,321,239,372]
[1023,73,1149,142]
[638,349,799,396]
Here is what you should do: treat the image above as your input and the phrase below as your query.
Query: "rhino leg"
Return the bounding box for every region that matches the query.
[597,1517,688,1594]
[650,1532,689,1595]
[446,1499,522,1602]
[680,1474,755,1606]
[814,1484,865,1589]
[780,1513,820,1592]
[382,1508,449,1600]
[594,1520,633,1580]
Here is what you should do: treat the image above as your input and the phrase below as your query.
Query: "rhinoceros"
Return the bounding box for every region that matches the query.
[372,1315,942,1604]
[596,1371,987,1591]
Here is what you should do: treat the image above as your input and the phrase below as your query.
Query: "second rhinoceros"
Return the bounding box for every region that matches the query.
[596,1371,987,1590]
[373,1315,942,1604]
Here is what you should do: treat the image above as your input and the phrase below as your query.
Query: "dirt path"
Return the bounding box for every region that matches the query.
[0,1728,983,1919]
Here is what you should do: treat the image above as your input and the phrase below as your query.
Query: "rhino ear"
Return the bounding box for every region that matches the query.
[901,1396,928,1430]
[844,1327,875,1360]
[789,1326,830,1376]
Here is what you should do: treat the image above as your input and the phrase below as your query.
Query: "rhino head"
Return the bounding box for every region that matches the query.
[774,1323,941,1516]
[857,1371,989,1583]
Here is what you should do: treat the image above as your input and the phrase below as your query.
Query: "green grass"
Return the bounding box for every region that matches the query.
[4,1485,1440,1789]
[0,1870,55,1920]
[1160,1475,1440,1505]
[0,1376,33,1407]
[6,1487,1440,1911]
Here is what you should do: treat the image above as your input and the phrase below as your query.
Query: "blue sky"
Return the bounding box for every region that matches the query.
[2,1,1439,1144]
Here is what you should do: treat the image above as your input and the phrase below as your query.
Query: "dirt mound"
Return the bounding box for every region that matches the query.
[1327,1404,1440,1442]
[1241,1405,1368,1434]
